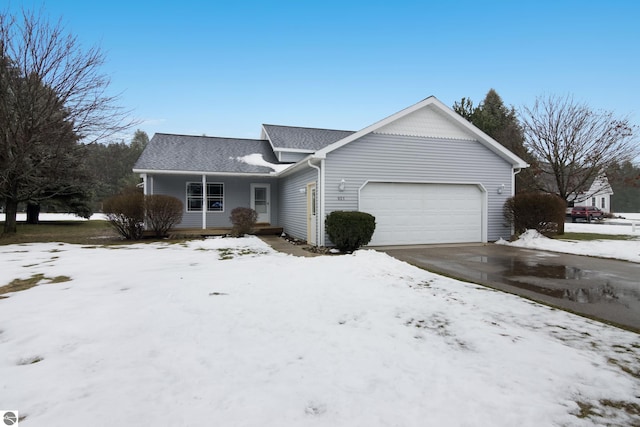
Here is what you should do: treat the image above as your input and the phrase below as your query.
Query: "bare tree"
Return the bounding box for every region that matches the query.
[520,94,638,204]
[0,8,136,234]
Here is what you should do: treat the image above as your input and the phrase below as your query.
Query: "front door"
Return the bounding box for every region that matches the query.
[251,184,270,224]
[307,183,317,245]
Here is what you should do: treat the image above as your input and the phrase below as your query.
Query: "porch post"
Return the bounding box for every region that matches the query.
[140,174,147,195]
[201,174,207,229]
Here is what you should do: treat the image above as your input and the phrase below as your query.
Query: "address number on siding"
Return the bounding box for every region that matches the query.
[337,196,346,201]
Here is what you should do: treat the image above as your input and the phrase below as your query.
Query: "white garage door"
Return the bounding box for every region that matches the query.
[359,183,483,246]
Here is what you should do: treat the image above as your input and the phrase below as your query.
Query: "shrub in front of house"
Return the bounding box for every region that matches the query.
[103,189,145,240]
[503,192,566,237]
[325,211,376,252]
[145,195,184,237]
[230,207,258,237]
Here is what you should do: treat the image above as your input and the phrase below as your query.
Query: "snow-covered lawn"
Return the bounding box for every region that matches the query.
[498,215,640,263]
[1,237,639,426]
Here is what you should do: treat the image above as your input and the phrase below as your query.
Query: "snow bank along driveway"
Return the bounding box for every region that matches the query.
[1,237,639,426]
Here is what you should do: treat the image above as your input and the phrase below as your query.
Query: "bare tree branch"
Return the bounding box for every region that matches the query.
[519,94,638,202]
[1,6,138,233]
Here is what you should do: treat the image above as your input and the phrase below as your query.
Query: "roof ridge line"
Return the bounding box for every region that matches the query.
[155,133,267,142]
[262,124,355,133]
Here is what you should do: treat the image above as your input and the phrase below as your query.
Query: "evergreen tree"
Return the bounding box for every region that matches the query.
[84,130,149,210]
[453,89,537,193]
[606,160,640,212]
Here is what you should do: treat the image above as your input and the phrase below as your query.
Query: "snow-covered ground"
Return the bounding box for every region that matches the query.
[0,213,108,222]
[498,214,640,263]
[1,237,639,426]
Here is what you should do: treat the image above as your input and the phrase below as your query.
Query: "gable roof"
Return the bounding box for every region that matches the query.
[262,124,355,152]
[313,96,529,168]
[133,133,284,175]
[135,96,530,177]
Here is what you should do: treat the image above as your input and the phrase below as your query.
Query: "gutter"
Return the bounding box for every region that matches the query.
[132,169,276,177]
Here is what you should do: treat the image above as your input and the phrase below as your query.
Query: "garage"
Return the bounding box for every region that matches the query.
[359,182,484,246]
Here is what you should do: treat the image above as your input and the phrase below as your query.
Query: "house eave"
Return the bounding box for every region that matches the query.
[132,168,277,177]
[274,147,315,154]
[273,153,326,178]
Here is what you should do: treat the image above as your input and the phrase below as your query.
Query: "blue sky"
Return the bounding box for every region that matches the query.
[5,0,640,141]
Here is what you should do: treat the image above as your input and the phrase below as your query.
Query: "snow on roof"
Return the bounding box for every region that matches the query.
[234,153,293,174]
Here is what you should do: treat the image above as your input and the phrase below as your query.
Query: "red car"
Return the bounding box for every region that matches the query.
[570,206,604,222]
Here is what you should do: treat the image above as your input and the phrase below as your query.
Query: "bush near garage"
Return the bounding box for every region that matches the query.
[504,192,566,237]
[229,207,258,237]
[103,188,145,240]
[325,211,376,252]
[145,195,184,237]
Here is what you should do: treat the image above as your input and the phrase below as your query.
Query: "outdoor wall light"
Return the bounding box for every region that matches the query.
[338,179,346,192]
[497,184,505,194]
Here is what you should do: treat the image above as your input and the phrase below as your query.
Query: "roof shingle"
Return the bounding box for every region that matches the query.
[133,134,283,174]
[262,124,355,151]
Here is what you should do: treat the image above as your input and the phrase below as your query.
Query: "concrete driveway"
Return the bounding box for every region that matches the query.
[379,244,640,332]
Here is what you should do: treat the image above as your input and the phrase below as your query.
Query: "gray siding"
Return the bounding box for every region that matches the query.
[151,174,279,228]
[278,167,317,241]
[324,133,514,241]
[278,151,309,163]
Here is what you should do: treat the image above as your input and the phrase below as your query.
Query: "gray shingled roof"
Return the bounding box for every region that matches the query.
[262,124,355,151]
[133,133,284,174]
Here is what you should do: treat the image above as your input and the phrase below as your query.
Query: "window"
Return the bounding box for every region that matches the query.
[601,197,606,209]
[591,197,596,207]
[207,183,224,211]
[186,182,224,212]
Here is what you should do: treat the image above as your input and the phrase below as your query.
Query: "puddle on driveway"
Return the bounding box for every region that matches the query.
[488,257,640,307]
[388,247,640,330]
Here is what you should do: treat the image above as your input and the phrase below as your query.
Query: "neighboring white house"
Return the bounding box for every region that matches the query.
[568,174,614,213]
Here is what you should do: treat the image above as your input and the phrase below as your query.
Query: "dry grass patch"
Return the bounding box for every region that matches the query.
[0,274,71,296]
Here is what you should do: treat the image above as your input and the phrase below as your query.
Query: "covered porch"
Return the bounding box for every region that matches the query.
[140,173,280,230]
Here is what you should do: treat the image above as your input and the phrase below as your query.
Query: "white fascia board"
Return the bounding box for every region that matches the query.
[315,96,529,169]
[132,169,275,177]
[274,147,315,154]
[260,125,278,153]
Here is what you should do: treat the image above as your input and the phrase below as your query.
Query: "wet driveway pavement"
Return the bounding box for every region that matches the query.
[380,244,640,332]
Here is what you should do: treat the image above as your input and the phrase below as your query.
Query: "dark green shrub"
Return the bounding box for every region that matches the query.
[103,189,145,240]
[504,192,566,237]
[230,207,257,237]
[325,211,376,252]
[145,195,183,237]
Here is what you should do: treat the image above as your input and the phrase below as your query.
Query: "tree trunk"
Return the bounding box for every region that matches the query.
[26,203,41,224]
[557,216,565,235]
[3,198,19,234]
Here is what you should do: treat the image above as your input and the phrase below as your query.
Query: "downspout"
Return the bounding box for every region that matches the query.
[307,159,323,246]
[201,174,207,230]
[512,168,521,196]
